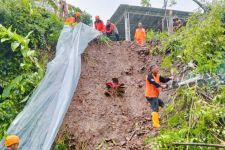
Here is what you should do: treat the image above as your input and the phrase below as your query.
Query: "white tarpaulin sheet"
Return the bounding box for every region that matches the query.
[0,23,100,150]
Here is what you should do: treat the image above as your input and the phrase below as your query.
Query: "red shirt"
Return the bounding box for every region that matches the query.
[106,23,115,33]
[94,20,105,32]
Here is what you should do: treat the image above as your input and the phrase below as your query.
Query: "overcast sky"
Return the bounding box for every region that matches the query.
[67,0,200,22]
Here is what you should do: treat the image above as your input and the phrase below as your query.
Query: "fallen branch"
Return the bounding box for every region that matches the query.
[173,142,225,148]
[128,130,138,141]
[196,87,213,100]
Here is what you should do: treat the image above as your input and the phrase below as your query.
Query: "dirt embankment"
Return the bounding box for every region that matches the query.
[57,41,173,149]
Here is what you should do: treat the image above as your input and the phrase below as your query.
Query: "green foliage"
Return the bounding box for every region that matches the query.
[145,86,225,149]
[80,11,92,26]
[0,0,63,50]
[0,1,62,138]
[145,2,225,149]
[68,7,92,25]
[53,132,88,150]
[0,24,44,139]
[141,0,151,7]
[146,30,168,55]
[0,100,17,137]
[97,35,111,46]
[162,2,225,74]
[54,142,67,150]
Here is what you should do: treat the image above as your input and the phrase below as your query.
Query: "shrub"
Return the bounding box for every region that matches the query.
[0,0,63,50]
[145,2,225,149]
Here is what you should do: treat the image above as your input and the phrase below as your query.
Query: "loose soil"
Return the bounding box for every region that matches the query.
[57,41,173,150]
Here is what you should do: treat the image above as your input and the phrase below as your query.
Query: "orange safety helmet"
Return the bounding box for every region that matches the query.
[5,135,20,147]
[95,16,100,20]
[75,12,81,17]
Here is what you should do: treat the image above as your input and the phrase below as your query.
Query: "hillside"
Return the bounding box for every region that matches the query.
[56,42,173,149]
[0,1,224,150]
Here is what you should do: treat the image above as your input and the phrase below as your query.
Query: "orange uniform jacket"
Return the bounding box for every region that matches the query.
[145,74,160,98]
[135,28,146,45]
[145,74,170,98]
[64,17,76,24]
[95,20,105,32]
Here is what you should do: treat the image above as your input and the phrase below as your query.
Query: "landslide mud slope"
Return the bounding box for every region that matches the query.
[57,42,172,149]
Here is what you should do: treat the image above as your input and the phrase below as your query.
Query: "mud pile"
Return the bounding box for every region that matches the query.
[57,41,172,149]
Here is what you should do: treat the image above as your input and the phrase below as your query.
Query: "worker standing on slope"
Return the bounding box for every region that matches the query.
[134,22,146,45]
[106,20,120,41]
[173,16,182,32]
[4,135,20,150]
[59,0,68,19]
[64,12,81,26]
[145,65,173,128]
[94,16,105,32]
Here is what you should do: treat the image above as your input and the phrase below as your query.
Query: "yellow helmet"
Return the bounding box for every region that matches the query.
[5,135,20,147]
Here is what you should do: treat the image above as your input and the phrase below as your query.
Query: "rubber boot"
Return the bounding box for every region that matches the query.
[152,112,160,128]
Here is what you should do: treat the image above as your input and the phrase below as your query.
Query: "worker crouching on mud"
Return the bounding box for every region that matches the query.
[145,65,173,128]
[106,20,120,41]
[4,135,20,150]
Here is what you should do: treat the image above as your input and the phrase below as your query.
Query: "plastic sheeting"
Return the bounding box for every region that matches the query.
[0,23,100,150]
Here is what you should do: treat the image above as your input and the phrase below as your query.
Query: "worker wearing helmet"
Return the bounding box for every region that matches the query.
[75,12,81,23]
[64,12,81,26]
[145,65,173,128]
[4,135,20,150]
[134,22,146,45]
[94,16,105,32]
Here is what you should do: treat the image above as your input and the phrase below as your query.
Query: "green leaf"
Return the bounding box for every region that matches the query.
[2,75,23,98]
[11,42,20,51]
[1,38,10,43]
[26,50,35,57]
[25,31,33,39]
[20,95,29,103]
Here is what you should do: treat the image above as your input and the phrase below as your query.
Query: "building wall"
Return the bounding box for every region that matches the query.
[110,5,190,40]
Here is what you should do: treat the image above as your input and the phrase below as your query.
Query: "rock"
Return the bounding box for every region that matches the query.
[138,84,143,88]
[120,141,127,146]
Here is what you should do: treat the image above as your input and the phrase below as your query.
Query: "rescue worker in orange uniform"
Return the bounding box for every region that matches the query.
[145,65,173,128]
[4,135,20,150]
[94,16,105,32]
[134,22,146,45]
[64,12,81,26]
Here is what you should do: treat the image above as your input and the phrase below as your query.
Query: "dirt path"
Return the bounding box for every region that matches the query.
[57,42,172,149]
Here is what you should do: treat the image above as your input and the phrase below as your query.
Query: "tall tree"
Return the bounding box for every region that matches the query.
[141,0,151,7]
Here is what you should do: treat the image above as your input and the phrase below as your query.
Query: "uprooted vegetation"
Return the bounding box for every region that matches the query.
[144,2,225,149]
